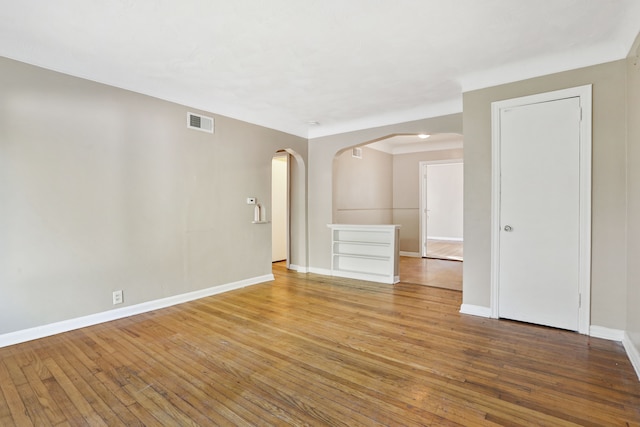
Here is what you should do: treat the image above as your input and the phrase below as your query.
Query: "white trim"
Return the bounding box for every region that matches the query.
[285,153,291,270]
[623,333,640,381]
[589,325,625,341]
[490,98,501,319]
[271,152,291,268]
[289,264,309,273]
[419,162,427,257]
[308,267,333,276]
[459,304,492,318]
[426,236,463,242]
[420,159,464,258]
[400,251,421,258]
[490,85,592,333]
[459,42,632,95]
[577,86,593,334]
[419,159,464,166]
[0,274,274,349]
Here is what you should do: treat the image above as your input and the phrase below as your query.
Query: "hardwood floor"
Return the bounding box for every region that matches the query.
[400,256,462,291]
[426,239,463,261]
[1,264,639,426]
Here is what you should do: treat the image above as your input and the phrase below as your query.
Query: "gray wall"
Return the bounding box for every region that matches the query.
[393,149,463,253]
[0,57,308,335]
[627,37,640,357]
[333,146,393,224]
[308,114,463,271]
[462,60,628,330]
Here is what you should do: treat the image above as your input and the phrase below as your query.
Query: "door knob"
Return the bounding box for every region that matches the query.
[504,225,513,232]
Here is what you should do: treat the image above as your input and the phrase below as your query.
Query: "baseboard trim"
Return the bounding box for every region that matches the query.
[427,237,464,242]
[308,267,332,276]
[459,304,491,318]
[289,264,309,273]
[623,333,640,381]
[0,274,274,349]
[400,251,421,258]
[589,325,625,341]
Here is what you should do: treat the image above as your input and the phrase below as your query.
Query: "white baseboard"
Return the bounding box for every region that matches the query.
[459,304,491,318]
[400,251,421,258]
[289,264,308,273]
[623,333,640,381]
[589,325,625,341]
[427,237,463,242]
[0,274,274,349]
[308,267,332,276]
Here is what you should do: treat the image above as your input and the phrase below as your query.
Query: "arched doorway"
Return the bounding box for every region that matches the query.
[331,133,463,290]
[272,152,289,265]
[271,148,307,272]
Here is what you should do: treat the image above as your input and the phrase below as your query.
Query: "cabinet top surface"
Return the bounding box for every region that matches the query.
[327,224,401,230]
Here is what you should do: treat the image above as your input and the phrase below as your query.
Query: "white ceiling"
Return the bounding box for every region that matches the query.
[1,1,639,139]
[367,133,463,155]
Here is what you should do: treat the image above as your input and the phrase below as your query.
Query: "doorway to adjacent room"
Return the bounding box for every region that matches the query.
[419,161,463,261]
[272,152,289,266]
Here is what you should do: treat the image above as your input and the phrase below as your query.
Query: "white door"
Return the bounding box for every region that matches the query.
[498,97,582,331]
[419,161,463,258]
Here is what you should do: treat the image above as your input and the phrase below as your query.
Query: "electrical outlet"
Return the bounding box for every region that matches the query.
[246,197,256,204]
[113,290,123,305]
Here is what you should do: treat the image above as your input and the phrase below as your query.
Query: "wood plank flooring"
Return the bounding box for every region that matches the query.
[1,264,639,426]
[426,239,463,261]
[400,256,463,291]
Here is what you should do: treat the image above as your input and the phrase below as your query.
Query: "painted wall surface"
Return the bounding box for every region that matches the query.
[463,60,628,330]
[426,163,464,240]
[0,57,307,335]
[271,155,288,262]
[627,38,640,356]
[287,149,308,271]
[393,149,463,253]
[333,147,393,224]
[332,146,463,253]
[308,114,463,272]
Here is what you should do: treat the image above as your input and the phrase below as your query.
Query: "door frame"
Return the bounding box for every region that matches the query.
[272,152,290,268]
[490,84,592,334]
[419,159,463,258]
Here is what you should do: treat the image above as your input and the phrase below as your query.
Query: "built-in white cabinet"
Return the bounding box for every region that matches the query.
[327,224,401,284]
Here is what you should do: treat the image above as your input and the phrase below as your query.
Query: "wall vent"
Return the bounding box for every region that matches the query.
[352,147,363,159]
[187,112,214,133]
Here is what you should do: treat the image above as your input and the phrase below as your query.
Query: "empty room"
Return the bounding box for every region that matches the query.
[1,1,640,425]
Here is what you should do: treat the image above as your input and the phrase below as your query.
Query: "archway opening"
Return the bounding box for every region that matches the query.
[331,133,463,290]
[271,148,307,273]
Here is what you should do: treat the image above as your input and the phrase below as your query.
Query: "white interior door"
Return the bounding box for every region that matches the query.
[419,160,463,258]
[497,97,582,331]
